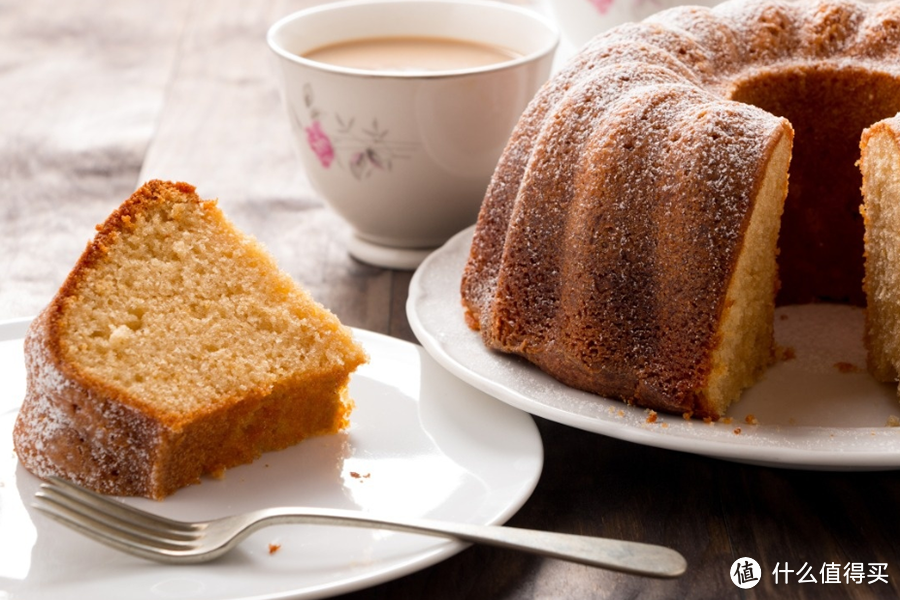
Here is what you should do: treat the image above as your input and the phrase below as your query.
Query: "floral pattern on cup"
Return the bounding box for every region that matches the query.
[292,83,418,180]
[589,0,614,14]
[305,121,335,168]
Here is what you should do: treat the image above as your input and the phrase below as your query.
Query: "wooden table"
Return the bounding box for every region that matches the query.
[4,1,900,598]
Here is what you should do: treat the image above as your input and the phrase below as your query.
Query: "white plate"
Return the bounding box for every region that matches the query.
[0,319,542,600]
[407,226,900,471]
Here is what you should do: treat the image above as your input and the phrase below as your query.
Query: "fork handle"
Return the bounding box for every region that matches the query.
[248,508,687,578]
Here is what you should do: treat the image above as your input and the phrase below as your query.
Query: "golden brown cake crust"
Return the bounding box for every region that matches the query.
[14,180,366,498]
[461,0,900,419]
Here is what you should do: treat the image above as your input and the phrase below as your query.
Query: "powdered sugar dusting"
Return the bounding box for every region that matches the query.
[13,309,158,496]
[461,0,900,417]
[15,314,74,453]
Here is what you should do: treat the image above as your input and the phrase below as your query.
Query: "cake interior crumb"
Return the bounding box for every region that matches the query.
[60,192,359,418]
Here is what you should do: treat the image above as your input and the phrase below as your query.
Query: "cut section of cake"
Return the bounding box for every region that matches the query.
[861,116,900,384]
[13,180,368,499]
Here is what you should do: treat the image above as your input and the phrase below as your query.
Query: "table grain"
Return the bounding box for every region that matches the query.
[3,1,900,598]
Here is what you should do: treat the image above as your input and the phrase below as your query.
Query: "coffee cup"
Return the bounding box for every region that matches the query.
[267,0,559,269]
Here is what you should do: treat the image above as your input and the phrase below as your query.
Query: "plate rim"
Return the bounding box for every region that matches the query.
[407,226,900,471]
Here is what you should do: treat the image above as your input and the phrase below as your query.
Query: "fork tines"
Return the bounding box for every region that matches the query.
[33,476,200,558]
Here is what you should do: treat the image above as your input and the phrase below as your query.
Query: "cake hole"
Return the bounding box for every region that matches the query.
[730,65,900,305]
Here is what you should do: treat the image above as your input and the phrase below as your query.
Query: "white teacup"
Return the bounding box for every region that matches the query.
[267,0,558,269]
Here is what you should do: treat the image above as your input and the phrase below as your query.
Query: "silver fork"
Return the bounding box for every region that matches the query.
[33,476,687,577]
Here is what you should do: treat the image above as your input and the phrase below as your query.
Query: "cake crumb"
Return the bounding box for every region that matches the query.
[617,409,625,418]
[703,416,713,425]
[350,471,371,480]
[834,361,860,373]
[661,423,669,429]
[721,417,733,425]
[887,415,900,427]
[646,410,658,424]
[268,543,281,555]
[776,345,796,361]
[682,411,693,420]
[745,414,759,425]
[733,428,742,435]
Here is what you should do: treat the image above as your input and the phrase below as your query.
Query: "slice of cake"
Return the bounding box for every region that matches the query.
[13,180,368,499]
[861,116,900,384]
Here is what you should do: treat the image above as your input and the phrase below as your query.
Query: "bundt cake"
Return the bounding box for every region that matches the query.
[461,0,900,419]
[13,181,368,498]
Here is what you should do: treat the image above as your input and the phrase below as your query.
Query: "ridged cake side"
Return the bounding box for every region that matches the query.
[461,0,900,418]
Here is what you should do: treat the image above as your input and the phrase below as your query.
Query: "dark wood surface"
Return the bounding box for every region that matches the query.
[4,1,900,598]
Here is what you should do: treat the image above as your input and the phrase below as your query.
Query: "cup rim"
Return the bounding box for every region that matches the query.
[266,0,560,80]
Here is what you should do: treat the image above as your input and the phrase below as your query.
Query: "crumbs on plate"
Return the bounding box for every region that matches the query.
[776,345,796,361]
[268,543,281,555]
